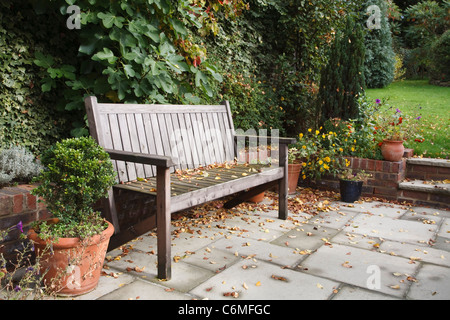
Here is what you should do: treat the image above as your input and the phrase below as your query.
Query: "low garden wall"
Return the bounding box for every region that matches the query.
[304,156,407,201]
[0,184,50,262]
[300,151,449,209]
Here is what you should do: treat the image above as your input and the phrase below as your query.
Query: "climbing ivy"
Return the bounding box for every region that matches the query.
[32,0,246,135]
[0,1,77,154]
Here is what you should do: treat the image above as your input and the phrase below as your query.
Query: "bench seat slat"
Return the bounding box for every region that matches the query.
[113,164,282,213]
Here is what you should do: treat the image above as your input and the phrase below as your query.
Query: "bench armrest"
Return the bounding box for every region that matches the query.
[105,149,174,168]
[234,135,296,145]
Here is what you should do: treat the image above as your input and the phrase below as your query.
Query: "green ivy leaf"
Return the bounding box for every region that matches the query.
[97,12,125,29]
[92,48,117,64]
[34,52,54,68]
[123,64,136,78]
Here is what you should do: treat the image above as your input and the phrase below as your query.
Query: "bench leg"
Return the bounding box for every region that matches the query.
[103,188,120,234]
[157,166,171,280]
[278,144,289,220]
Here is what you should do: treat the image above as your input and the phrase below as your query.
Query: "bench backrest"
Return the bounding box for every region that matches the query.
[85,96,236,182]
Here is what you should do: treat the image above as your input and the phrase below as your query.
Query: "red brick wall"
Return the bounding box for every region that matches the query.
[0,184,50,262]
[306,157,406,201]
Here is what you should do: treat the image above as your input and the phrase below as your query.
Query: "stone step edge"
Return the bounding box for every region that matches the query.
[398,179,450,195]
[407,158,450,168]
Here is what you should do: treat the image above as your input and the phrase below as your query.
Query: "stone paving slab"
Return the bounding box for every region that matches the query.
[97,278,195,300]
[209,236,302,267]
[300,243,419,298]
[332,285,400,300]
[407,264,450,300]
[189,259,340,300]
[343,214,438,245]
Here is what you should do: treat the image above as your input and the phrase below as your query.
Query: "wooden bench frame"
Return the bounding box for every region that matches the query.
[85,96,295,279]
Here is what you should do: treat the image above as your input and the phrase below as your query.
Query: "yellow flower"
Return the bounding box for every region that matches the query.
[308,128,312,132]
[345,159,350,167]
[351,146,355,152]
[302,174,306,180]
[323,164,329,170]
[315,130,320,135]
[299,133,303,139]
[302,162,307,167]
[318,160,323,165]
[322,134,326,139]
[339,148,343,152]
[302,145,306,149]
[324,156,331,162]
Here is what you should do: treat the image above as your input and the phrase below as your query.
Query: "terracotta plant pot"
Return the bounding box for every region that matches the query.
[381,140,405,162]
[247,192,265,203]
[288,163,302,194]
[28,221,114,296]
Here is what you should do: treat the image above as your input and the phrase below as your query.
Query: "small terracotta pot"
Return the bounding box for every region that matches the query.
[381,140,404,162]
[28,220,114,296]
[288,163,302,194]
[247,192,265,203]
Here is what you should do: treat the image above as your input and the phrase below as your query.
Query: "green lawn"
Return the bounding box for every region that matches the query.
[366,80,450,159]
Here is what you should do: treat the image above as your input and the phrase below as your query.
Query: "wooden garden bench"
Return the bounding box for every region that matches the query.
[85,96,295,279]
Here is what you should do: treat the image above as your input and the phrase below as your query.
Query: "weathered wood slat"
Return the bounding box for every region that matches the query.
[108,114,128,182]
[134,113,153,178]
[94,103,229,115]
[170,167,284,213]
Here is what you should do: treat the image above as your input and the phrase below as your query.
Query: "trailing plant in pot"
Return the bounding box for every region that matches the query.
[373,100,423,161]
[29,136,116,296]
[338,165,372,203]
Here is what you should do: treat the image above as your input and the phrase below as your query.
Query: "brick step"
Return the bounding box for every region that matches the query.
[406,158,450,181]
[397,179,450,209]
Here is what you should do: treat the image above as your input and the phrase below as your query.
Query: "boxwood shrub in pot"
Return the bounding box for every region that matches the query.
[29,136,117,295]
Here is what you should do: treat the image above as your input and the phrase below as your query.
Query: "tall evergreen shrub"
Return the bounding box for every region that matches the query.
[317,16,366,125]
[362,0,396,88]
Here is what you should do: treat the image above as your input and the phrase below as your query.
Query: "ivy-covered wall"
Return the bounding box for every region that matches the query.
[2,0,361,155]
[0,1,80,155]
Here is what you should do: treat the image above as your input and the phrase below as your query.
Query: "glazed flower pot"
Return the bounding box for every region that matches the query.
[339,179,363,203]
[28,220,114,296]
[381,140,404,162]
[288,163,302,194]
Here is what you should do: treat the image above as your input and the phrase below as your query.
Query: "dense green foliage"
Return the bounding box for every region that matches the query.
[0,1,78,154]
[31,137,116,239]
[395,0,449,80]
[317,16,366,124]
[430,30,450,82]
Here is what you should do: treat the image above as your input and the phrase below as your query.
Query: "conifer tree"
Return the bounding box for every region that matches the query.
[317,16,366,125]
[362,0,395,88]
